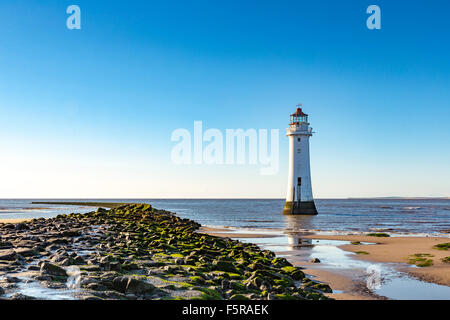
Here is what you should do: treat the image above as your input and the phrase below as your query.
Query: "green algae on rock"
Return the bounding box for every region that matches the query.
[433,243,450,251]
[407,253,434,267]
[366,233,390,237]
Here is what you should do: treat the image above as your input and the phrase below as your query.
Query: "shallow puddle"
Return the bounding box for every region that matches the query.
[13,281,78,300]
[0,276,79,300]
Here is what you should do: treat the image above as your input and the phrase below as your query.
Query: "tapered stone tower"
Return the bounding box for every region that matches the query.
[282,105,318,215]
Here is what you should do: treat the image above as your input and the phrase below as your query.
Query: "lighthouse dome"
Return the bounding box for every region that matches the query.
[290,106,308,124]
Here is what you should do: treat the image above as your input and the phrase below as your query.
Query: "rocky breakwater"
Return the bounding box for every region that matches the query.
[0,204,332,300]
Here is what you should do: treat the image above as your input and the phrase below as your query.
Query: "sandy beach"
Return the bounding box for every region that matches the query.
[302,234,450,287]
[0,219,32,224]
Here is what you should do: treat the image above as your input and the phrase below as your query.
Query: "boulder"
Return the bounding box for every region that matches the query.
[80,277,100,287]
[183,256,197,265]
[221,279,230,290]
[230,280,247,292]
[312,282,332,293]
[47,238,69,245]
[212,259,237,273]
[51,254,68,263]
[86,282,108,291]
[61,230,81,237]
[59,258,73,266]
[112,276,156,295]
[125,278,156,295]
[80,265,101,272]
[9,293,36,300]
[271,257,292,268]
[110,262,122,272]
[15,223,29,231]
[244,275,265,289]
[27,265,41,271]
[0,250,17,261]
[230,294,250,300]
[73,256,86,265]
[40,262,67,277]
[99,256,110,264]
[0,241,13,249]
[112,276,129,293]
[82,296,103,301]
[6,276,21,283]
[45,244,60,251]
[15,248,38,257]
[281,266,305,280]
[96,207,108,214]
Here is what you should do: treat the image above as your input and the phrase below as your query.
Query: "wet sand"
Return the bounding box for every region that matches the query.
[302,234,450,286]
[199,226,283,238]
[298,268,378,300]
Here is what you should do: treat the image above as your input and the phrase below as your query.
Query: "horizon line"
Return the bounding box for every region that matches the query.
[0,197,449,200]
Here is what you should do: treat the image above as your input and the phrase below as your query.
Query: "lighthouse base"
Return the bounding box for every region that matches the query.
[282,201,318,215]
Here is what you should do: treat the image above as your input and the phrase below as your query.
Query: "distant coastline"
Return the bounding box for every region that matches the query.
[0,196,448,200]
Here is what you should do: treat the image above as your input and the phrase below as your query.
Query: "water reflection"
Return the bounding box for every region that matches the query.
[284,214,315,232]
[283,215,316,248]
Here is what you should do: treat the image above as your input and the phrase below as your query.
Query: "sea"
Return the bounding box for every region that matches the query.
[1,198,449,237]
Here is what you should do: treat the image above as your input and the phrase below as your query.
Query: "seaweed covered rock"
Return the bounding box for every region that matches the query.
[212,259,238,273]
[111,276,156,295]
[281,266,305,280]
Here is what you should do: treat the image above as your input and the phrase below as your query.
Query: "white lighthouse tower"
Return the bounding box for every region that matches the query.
[282,105,318,215]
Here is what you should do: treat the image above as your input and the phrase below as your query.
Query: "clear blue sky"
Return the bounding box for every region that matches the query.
[0,0,449,198]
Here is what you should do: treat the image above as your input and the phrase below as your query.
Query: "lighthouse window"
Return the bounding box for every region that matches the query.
[297,148,301,153]
[298,138,301,142]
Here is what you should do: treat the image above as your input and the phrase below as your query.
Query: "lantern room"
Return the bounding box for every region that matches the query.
[290,106,308,125]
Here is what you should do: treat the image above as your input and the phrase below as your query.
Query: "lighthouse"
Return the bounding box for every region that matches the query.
[282,105,318,215]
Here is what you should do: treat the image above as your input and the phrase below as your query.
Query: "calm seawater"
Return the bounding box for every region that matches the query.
[1,199,449,236]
